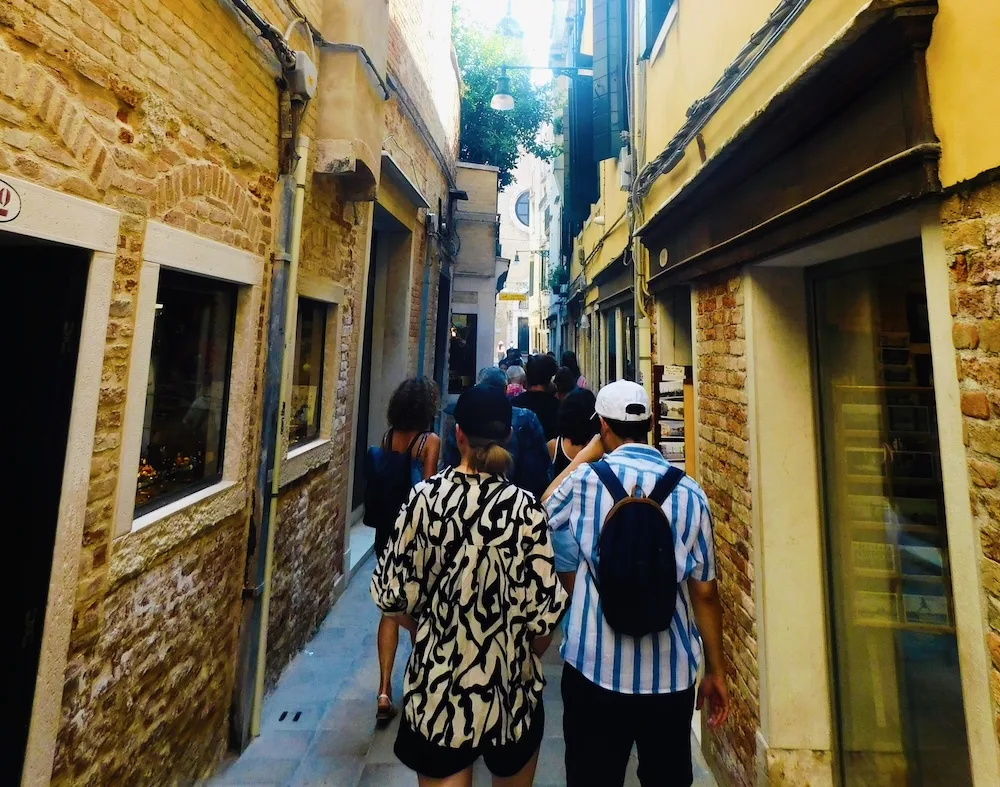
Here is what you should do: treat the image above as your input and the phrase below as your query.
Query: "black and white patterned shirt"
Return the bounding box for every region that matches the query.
[371,468,567,748]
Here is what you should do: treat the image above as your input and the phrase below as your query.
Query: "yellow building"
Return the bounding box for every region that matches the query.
[559,0,1000,784]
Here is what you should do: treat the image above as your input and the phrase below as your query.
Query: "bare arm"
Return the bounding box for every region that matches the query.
[421,434,441,480]
[542,435,604,502]
[689,578,729,728]
[547,438,557,461]
[557,571,577,596]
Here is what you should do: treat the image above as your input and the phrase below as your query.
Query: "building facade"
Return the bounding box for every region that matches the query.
[6,0,464,784]
[447,161,504,395]
[555,0,999,785]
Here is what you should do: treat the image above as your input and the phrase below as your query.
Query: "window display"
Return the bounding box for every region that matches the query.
[135,270,237,514]
[813,252,971,786]
[289,298,326,447]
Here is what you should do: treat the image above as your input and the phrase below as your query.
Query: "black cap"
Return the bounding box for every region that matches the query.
[454,384,512,441]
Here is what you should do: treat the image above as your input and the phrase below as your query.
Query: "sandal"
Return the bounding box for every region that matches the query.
[376,693,397,724]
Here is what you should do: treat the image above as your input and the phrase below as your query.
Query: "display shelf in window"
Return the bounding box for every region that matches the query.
[833,383,954,634]
[653,364,691,471]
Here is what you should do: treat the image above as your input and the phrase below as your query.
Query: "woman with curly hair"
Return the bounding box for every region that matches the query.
[364,377,441,723]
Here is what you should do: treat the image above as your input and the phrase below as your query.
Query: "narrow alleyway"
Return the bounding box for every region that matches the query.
[209,555,718,786]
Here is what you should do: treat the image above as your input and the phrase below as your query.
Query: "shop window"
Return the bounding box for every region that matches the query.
[448,313,478,394]
[136,269,237,514]
[289,297,327,448]
[812,249,972,785]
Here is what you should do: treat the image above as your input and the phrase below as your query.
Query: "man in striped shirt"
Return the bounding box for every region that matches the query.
[544,380,728,787]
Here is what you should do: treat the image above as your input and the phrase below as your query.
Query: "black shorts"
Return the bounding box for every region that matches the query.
[394,700,544,779]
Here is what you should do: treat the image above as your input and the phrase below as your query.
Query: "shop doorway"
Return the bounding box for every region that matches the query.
[811,243,972,786]
[10,237,89,782]
[352,235,378,512]
[352,207,413,513]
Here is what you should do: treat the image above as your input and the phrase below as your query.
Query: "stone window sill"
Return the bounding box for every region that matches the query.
[281,438,335,488]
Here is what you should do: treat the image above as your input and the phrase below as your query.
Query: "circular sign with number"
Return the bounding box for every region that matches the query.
[0,178,22,223]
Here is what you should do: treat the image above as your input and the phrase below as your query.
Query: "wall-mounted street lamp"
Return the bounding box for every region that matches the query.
[490,64,593,112]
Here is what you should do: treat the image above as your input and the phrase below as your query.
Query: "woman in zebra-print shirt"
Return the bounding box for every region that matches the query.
[372,385,567,785]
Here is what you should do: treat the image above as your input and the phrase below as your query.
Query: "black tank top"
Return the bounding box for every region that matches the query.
[553,437,572,476]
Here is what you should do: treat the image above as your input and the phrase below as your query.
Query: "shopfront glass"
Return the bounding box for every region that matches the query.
[812,246,972,786]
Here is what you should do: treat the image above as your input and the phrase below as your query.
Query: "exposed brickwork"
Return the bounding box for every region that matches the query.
[53,515,245,785]
[4,0,459,782]
[694,273,758,787]
[942,178,1000,741]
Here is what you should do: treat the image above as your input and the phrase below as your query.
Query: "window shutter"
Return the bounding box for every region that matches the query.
[567,75,600,226]
[592,0,628,162]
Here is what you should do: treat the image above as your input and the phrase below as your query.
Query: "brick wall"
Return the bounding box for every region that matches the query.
[53,515,245,784]
[942,177,1000,740]
[4,0,459,781]
[694,273,759,787]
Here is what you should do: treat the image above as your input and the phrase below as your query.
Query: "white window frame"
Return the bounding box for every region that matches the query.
[114,221,262,536]
[650,0,679,64]
[280,271,346,486]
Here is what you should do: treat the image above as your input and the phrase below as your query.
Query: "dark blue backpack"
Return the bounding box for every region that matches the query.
[589,460,685,637]
[364,431,425,553]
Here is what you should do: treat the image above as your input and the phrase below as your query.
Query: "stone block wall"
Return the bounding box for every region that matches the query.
[694,273,759,787]
[942,177,1000,740]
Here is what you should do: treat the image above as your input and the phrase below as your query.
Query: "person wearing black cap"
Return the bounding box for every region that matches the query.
[372,385,568,786]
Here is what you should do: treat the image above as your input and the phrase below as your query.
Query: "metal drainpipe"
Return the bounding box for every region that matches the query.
[251,135,311,733]
[416,226,434,378]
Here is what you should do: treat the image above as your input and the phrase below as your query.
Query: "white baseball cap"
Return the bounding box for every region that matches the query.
[594,380,651,422]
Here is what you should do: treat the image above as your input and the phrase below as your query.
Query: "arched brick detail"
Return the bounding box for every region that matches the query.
[0,45,118,192]
[153,161,269,255]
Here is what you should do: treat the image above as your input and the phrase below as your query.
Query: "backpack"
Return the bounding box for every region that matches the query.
[364,431,425,546]
[588,460,686,637]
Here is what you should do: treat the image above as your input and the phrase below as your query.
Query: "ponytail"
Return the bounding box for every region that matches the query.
[466,438,513,475]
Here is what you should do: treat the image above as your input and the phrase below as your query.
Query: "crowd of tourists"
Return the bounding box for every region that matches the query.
[363,355,728,787]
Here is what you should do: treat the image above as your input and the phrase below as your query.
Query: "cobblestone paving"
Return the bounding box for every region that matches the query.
[209,556,718,786]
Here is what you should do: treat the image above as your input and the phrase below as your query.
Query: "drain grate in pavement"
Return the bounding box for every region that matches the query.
[277,711,303,722]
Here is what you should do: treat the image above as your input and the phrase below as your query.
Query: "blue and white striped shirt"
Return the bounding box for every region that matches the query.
[546,444,716,695]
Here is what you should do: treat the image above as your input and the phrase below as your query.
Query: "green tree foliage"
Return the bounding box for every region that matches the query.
[453,8,555,188]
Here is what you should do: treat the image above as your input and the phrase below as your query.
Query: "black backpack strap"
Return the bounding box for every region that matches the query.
[647,466,686,506]
[589,460,629,503]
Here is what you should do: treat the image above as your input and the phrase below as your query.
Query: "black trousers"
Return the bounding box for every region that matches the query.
[561,664,696,787]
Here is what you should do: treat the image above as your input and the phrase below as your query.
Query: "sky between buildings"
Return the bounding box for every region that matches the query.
[456,0,556,82]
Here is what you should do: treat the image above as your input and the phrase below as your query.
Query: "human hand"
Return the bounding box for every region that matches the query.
[579,434,604,463]
[696,672,729,729]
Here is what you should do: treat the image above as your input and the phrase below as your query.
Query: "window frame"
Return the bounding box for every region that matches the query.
[279,272,346,487]
[513,190,532,229]
[287,296,328,451]
[638,0,679,63]
[114,221,262,536]
[132,269,240,518]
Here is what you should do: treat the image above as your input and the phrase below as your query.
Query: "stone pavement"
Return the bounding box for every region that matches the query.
[209,556,718,786]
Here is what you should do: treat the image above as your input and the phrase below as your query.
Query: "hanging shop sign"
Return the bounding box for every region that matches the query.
[0,178,22,223]
[499,292,527,302]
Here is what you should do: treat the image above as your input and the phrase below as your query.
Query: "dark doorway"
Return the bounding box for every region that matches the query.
[9,237,89,783]
[352,235,378,512]
[517,317,529,352]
